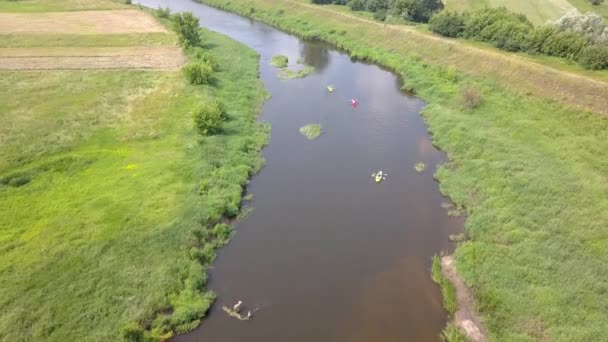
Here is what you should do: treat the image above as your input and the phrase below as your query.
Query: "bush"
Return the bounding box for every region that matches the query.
[526,25,560,54]
[373,10,387,22]
[460,87,483,109]
[156,6,171,19]
[194,100,227,136]
[124,0,131,4]
[464,7,531,40]
[270,55,289,68]
[482,20,531,51]
[120,322,143,342]
[183,62,213,85]
[172,12,201,47]
[212,223,232,245]
[347,0,365,11]
[578,44,608,69]
[554,10,608,45]
[193,48,218,70]
[541,30,589,59]
[389,0,444,23]
[429,11,466,37]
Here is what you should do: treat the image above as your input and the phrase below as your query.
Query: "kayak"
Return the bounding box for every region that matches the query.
[375,171,383,183]
[327,85,335,92]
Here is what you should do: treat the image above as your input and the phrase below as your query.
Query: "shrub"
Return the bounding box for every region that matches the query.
[429,11,466,37]
[193,48,218,70]
[124,0,131,4]
[464,7,531,40]
[120,322,143,342]
[389,0,444,23]
[212,223,232,245]
[183,62,213,85]
[554,10,608,45]
[172,12,201,47]
[526,25,560,54]
[270,55,288,68]
[460,87,483,109]
[589,0,604,4]
[541,30,589,59]
[482,20,531,51]
[347,0,365,11]
[156,6,171,18]
[299,124,322,140]
[578,44,608,69]
[373,10,387,22]
[194,99,227,136]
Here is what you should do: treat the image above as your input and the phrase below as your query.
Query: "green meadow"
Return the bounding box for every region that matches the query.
[0,9,267,342]
[198,0,608,340]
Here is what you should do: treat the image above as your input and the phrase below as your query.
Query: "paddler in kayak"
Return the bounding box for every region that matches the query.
[327,85,335,92]
[372,171,387,183]
[350,98,358,107]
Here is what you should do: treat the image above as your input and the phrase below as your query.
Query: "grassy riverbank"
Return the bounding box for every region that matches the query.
[0,3,267,341]
[199,0,608,340]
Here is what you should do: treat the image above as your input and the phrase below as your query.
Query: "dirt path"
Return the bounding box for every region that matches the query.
[0,46,184,70]
[441,256,487,342]
[0,10,167,34]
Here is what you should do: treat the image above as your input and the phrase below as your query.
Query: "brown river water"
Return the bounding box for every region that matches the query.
[137,1,464,340]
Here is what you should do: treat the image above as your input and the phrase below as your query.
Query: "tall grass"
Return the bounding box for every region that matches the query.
[299,124,323,140]
[431,255,457,315]
[270,54,288,68]
[197,0,608,340]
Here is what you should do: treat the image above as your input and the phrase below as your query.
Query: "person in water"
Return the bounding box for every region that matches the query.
[233,300,243,313]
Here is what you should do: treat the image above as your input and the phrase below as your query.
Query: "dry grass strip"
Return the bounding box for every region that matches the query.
[0,10,167,34]
[0,46,184,70]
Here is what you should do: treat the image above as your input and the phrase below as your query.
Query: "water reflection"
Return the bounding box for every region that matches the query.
[299,41,330,72]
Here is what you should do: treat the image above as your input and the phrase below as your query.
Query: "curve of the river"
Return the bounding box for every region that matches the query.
[137,1,464,340]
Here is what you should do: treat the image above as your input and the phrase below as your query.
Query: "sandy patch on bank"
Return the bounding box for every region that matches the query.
[0,46,184,70]
[0,10,167,34]
[441,256,487,342]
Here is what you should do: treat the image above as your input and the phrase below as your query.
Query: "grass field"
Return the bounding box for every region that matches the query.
[198,0,608,340]
[0,3,267,341]
[445,0,574,24]
[568,0,608,19]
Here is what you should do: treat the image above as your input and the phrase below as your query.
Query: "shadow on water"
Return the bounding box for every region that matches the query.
[136,0,464,341]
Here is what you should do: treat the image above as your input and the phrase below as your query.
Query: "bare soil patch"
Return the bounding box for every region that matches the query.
[0,46,184,70]
[441,256,487,342]
[0,10,167,34]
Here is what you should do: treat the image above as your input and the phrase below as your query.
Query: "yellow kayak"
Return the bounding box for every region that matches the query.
[375,171,383,183]
[327,85,335,92]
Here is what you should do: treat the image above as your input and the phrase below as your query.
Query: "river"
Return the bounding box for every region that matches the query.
[137,1,464,340]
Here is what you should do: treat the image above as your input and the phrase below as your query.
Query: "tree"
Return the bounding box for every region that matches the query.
[173,12,201,47]
[554,10,608,44]
[578,44,608,69]
[194,100,227,136]
[387,0,442,22]
[429,11,466,37]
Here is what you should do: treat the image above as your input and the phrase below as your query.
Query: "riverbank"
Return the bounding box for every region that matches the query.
[0,2,267,340]
[198,0,608,340]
